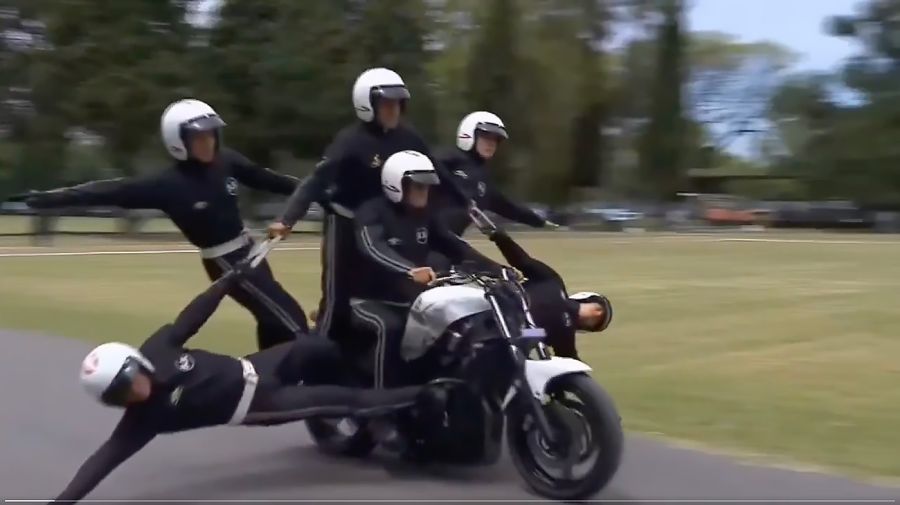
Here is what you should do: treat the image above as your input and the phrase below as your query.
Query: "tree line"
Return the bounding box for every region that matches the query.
[1,0,897,208]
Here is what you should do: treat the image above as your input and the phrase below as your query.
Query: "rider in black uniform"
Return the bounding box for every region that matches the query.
[11,99,308,350]
[473,214,613,359]
[51,265,428,504]
[268,68,467,340]
[350,150,501,389]
[434,111,553,237]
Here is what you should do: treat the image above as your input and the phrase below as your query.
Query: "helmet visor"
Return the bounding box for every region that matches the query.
[405,170,440,186]
[182,115,226,134]
[100,356,145,406]
[371,85,411,101]
[475,122,508,139]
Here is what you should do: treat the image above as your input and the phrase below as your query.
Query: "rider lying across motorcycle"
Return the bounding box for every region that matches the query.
[470,211,613,360]
[350,150,503,389]
[51,262,433,504]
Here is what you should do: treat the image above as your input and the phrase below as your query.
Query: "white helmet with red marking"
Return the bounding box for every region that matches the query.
[80,342,155,407]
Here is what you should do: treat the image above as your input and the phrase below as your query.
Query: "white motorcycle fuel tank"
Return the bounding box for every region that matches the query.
[401,284,490,361]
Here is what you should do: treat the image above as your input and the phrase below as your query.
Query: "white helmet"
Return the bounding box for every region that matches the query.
[456,111,508,152]
[352,68,410,123]
[160,98,227,160]
[381,150,440,203]
[80,342,155,407]
[569,292,613,332]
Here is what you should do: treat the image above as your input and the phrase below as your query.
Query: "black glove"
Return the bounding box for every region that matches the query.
[488,228,509,243]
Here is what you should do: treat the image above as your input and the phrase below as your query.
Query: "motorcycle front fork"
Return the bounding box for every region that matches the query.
[506,360,562,451]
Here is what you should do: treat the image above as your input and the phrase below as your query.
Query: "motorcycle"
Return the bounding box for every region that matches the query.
[305,266,624,500]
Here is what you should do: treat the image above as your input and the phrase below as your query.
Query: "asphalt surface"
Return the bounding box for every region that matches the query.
[1,329,896,504]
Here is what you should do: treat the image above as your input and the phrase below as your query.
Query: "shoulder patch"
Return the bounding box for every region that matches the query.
[175,353,195,372]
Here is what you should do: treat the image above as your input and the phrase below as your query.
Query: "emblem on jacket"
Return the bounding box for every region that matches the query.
[194,201,208,210]
[225,177,239,196]
[371,154,382,168]
[563,311,573,328]
[176,353,195,372]
[453,170,468,179]
[415,227,428,244]
[388,237,402,246]
[477,181,486,197]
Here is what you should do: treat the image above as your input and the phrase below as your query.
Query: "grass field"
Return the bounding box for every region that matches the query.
[1,230,899,480]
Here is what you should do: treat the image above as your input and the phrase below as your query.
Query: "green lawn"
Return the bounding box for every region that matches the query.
[1,231,899,479]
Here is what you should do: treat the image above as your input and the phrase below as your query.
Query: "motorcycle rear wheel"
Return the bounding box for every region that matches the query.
[506,373,623,500]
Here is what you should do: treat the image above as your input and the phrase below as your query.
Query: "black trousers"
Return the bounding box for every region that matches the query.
[316,213,357,340]
[242,336,421,426]
[349,300,410,389]
[202,244,309,351]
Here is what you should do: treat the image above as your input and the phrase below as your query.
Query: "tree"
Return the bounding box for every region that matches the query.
[35,0,194,176]
[767,0,900,207]
[687,32,797,152]
[0,1,67,193]
[464,0,527,187]
[200,0,282,165]
[517,0,614,201]
[638,0,688,200]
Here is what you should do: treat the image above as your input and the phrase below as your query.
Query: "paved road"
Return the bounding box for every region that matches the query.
[1,330,896,504]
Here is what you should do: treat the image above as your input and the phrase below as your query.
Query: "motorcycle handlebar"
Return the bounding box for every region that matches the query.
[427,267,522,288]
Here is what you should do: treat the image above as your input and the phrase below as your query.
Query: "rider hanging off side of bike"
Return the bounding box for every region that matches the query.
[470,211,613,360]
[49,262,433,504]
[347,150,503,389]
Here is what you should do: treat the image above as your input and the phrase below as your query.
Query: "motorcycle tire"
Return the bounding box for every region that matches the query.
[305,418,377,458]
[506,373,624,501]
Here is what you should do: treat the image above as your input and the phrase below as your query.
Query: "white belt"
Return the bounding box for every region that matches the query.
[200,232,253,259]
[228,358,260,425]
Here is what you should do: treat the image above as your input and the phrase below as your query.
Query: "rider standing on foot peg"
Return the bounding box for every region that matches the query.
[434,111,558,238]
[268,68,469,341]
[50,265,428,504]
[8,99,309,350]
[475,219,613,359]
[351,150,502,389]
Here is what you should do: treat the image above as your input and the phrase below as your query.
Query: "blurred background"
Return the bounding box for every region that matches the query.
[3,0,900,236]
[1,0,900,481]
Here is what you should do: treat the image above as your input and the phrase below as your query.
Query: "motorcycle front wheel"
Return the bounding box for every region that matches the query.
[506,373,624,501]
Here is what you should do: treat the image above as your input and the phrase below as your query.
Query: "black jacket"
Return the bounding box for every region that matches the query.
[24,148,298,249]
[435,147,546,234]
[279,122,466,226]
[489,230,581,359]
[353,197,500,304]
[53,275,246,503]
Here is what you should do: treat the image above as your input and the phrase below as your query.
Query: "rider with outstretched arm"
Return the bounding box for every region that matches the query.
[472,214,613,359]
[268,68,470,341]
[349,150,502,389]
[50,264,430,504]
[8,99,308,350]
[433,111,557,237]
